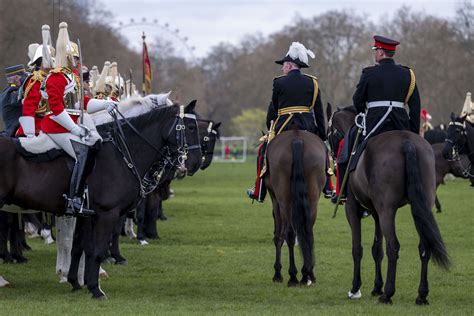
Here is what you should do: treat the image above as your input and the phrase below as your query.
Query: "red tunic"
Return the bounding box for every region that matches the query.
[40,71,90,134]
[16,77,43,136]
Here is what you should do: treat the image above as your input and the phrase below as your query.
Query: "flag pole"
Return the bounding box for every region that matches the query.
[142,31,146,97]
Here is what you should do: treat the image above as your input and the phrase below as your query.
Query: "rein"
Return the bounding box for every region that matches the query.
[105,105,198,197]
[445,120,474,177]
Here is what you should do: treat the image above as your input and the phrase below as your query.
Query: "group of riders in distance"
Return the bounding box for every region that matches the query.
[0,21,473,303]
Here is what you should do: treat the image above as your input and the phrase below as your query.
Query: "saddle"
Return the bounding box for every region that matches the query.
[10,134,68,163]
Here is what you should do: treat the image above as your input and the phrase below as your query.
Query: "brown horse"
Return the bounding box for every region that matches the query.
[327,106,450,305]
[264,129,326,286]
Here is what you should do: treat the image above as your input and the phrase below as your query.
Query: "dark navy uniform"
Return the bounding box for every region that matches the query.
[266,69,326,141]
[353,58,420,137]
[0,84,23,136]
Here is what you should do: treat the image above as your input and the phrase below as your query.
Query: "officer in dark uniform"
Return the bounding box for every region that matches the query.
[0,65,27,136]
[248,42,328,202]
[333,35,421,204]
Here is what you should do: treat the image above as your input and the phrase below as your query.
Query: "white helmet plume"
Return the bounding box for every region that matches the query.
[287,42,315,66]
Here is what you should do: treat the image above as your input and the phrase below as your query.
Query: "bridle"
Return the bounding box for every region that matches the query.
[327,110,346,159]
[444,120,473,177]
[199,120,219,162]
[105,105,200,197]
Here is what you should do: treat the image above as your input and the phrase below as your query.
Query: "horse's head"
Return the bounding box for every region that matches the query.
[168,100,202,176]
[198,120,221,170]
[443,112,468,161]
[327,105,357,159]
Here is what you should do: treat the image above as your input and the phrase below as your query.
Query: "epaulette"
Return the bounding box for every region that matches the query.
[23,70,48,99]
[303,73,318,80]
[51,67,72,75]
[362,65,377,73]
[273,74,286,81]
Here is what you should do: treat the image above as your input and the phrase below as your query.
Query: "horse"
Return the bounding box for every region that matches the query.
[264,129,327,286]
[0,100,202,299]
[443,113,474,185]
[136,119,221,243]
[327,105,450,305]
[432,142,470,212]
[424,125,447,145]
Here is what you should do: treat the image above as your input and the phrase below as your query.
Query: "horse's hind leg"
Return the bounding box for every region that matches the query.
[415,242,431,305]
[271,197,284,283]
[110,215,127,264]
[286,228,298,286]
[346,196,363,299]
[378,209,399,304]
[371,212,384,296]
[435,195,442,213]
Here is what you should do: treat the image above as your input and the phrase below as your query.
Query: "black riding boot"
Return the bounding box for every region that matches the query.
[64,141,97,217]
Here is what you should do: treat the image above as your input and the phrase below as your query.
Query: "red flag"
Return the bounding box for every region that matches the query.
[142,33,153,95]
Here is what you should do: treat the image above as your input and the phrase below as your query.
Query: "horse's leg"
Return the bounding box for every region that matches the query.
[110,215,127,264]
[86,210,120,299]
[435,195,442,213]
[0,212,12,263]
[136,200,146,242]
[10,214,27,263]
[371,212,384,296]
[415,242,431,305]
[346,192,363,299]
[286,228,298,286]
[271,196,284,283]
[378,209,399,304]
[67,216,84,291]
[144,194,160,239]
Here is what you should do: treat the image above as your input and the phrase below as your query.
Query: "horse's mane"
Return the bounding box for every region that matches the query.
[92,92,173,126]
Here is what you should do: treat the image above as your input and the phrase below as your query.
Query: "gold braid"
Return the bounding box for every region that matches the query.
[405,68,416,105]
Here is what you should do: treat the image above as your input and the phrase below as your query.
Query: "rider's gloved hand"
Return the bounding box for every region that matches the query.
[106,101,118,114]
[70,124,89,138]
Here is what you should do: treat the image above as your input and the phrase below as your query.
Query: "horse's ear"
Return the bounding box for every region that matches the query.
[326,103,332,121]
[450,112,456,122]
[213,122,221,129]
[185,100,197,113]
[336,106,342,111]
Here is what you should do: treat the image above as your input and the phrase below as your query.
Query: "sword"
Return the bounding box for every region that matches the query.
[332,127,361,218]
[77,38,85,125]
[129,69,133,97]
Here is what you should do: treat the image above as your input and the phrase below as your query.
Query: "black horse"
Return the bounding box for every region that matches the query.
[136,119,221,243]
[327,105,450,305]
[443,113,474,186]
[0,101,202,298]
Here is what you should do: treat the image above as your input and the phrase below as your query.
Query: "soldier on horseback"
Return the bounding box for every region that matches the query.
[247,42,327,202]
[332,35,421,204]
[16,26,55,138]
[40,22,117,216]
[0,64,26,137]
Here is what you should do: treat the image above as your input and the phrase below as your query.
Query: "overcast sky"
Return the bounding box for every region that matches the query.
[103,0,465,59]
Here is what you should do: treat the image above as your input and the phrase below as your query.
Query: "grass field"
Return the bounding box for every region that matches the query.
[1,161,473,315]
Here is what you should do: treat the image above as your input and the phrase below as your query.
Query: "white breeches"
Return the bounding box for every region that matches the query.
[46,113,102,159]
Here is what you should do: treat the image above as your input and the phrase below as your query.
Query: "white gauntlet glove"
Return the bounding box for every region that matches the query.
[70,124,90,138]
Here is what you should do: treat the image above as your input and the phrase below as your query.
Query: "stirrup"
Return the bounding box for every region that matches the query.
[247,187,264,203]
[63,194,96,217]
[330,192,346,205]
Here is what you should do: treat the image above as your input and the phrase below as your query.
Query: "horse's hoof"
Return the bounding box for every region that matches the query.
[416,296,429,305]
[138,239,149,246]
[348,290,362,300]
[272,275,283,283]
[287,278,299,287]
[436,209,442,213]
[371,289,383,296]
[71,285,82,292]
[91,289,107,299]
[299,278,312,287]
[115,259,128,266]
[378,295,393,304]
[92,293,107,300]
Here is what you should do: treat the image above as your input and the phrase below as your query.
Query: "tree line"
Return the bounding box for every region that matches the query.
[0,0,472,137]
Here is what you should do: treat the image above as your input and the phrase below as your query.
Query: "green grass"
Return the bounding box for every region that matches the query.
[1,161,473,315]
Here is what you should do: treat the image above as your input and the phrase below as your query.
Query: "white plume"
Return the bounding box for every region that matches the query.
[286,42,315,65]
[461,92,472,117]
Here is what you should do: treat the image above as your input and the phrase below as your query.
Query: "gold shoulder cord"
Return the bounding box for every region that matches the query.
[405,68,416,105]
[23,71,47,99]
[310,78,319,110]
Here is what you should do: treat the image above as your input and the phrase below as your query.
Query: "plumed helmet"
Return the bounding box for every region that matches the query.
[275,42,315,68]
[55,22,74,68]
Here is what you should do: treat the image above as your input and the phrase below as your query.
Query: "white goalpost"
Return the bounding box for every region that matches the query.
[214,136,247,163]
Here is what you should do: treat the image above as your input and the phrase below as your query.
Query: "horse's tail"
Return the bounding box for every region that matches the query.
[291,139,314,265]
[403,140,451,269]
